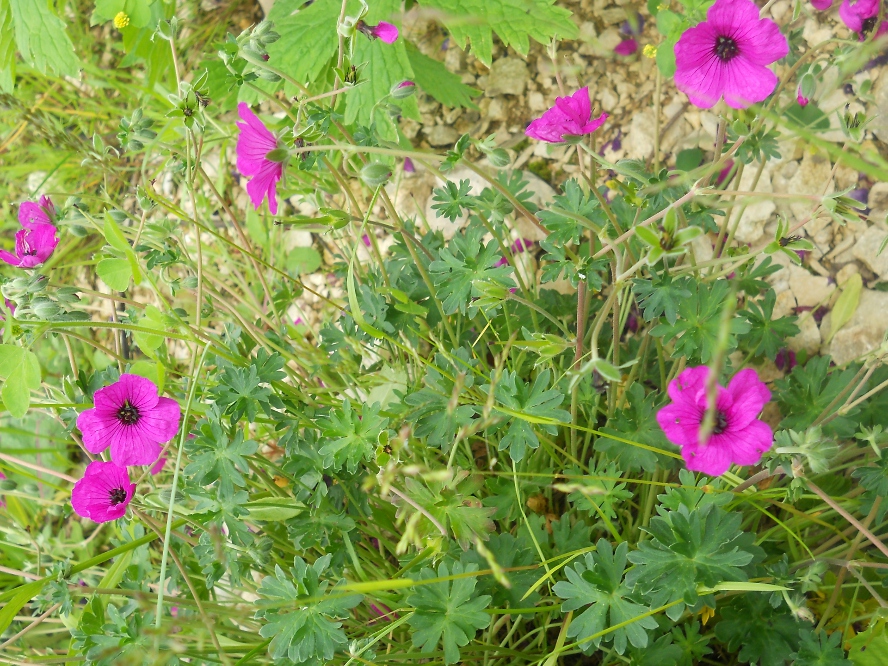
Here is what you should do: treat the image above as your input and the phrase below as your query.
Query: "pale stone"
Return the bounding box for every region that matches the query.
[623,109,656,161]
[788,315,821,355]
[486,57,528,97]
[871,73,888,143]
[787,151,834,223]
[836,263,860,286]
[870,182,888,222]
[734,161,776,244]
[773,289,797,319]
[852,225,888,277]
[788,265,834,307]
[823,290,888,365]
[425,124,459,147]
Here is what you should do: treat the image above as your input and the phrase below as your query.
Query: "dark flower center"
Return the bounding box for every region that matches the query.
[712,410,729,435]
[109,487,127,505]
[714,35,739,62]
[117,401,140,425]
[861,17,877,38]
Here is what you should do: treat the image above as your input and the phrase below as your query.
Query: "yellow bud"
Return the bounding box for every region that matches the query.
[643,44,658,59]
[657,2,670,9]
[113,11,130,29]
[605,179,621,190]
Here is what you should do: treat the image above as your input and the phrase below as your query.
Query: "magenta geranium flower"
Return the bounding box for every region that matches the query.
[674,0,789,109]
[149,455,167,476]
[811,0,833,9]
[357,20,399,43]
[77,374,181,467]
[236,102,285,215]
[839,0,888,39]
[71,461,136,523]
[525,87,608,143]
[0,195,59,268]
[615,39,639,55]
[656,366,774,476]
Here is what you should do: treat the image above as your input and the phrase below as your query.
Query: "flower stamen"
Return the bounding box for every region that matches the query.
[109,487,127,505]
[117,401,140,425]
[712,410,729,435]
[714,35,739,61]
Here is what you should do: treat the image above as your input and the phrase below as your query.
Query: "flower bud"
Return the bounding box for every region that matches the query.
[31,298,60,319]
[360,162,393,188]
[0,479,16,491]
[487,148,511,168]
[391,80,416,99]
[265,147,289,163]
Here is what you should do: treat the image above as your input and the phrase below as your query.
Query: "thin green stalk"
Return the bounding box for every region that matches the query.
[155,343,211,628]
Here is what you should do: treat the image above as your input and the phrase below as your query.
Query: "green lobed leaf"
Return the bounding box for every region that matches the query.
[554,539,658,655]
[266,0,340,93]
[8,0,79,85]
[423,0,577,66]
[96,258,132,291]
[405,42,479,108]
[406,561,492,664]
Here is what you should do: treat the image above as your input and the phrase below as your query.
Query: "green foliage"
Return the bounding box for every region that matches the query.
[406,561,492,664]
[482,368,570,462]
[1,0,79,92]
[791,630,851,666]
[421,0,577,65]
[397,471,495,549]
[209,350,286,424]
[627,503,754,617]
[554,539,658,654]
[775,356,860,437]
[185,421,259,498]
[316,399,389,472]
[404,348,478,452]
[594,383,676,472]
[429,223,515,315]
[740,290,800,360]
[257,555,362,664]
[714,595,801,666]
[632,273,692,326]
[649,279,751,363]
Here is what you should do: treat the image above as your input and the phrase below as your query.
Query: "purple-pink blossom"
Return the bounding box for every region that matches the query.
[77,374,181,467]
[149,456,167,476]
[797,86,810,106]
[236,103,285,215]
[839,0,888,39]
[525,87,608,144]
[811,0,833,9]
[674,0,789,109]
[656,366,774,476]
[496,238,535,266]
[357,20,399,44]
[0,195,59,268]
[71,461,136,523]
[615,39,639,56]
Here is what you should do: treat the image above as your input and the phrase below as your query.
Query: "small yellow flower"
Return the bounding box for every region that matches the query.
[657,2,670,9]
[113,12,130,29]
[643,44,658,59]
[700,605,715,625]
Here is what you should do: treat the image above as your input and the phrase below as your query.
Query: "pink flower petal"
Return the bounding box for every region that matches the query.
[71,461,135,523]
[373,22,399,44]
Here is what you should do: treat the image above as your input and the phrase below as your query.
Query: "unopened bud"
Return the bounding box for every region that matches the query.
[391,81,416,99]
[360,162,392,188]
